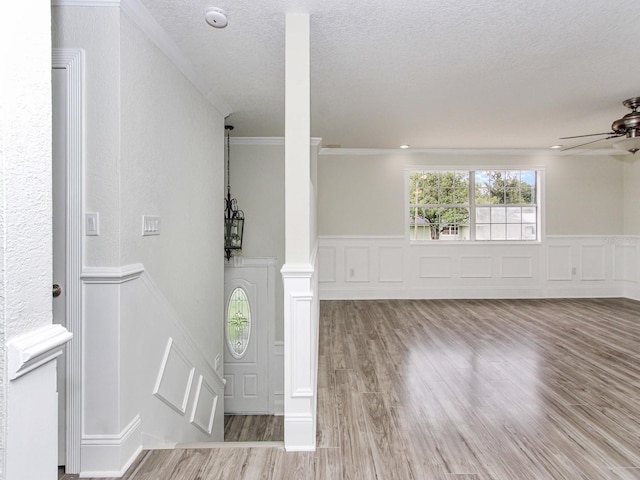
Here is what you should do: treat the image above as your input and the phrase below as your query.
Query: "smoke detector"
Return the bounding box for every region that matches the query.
[205,7,228,28]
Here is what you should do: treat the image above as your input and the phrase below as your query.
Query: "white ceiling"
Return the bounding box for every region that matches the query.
[139,0,640,149]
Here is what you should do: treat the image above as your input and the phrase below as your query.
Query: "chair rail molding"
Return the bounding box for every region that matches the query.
[7,324,73,380]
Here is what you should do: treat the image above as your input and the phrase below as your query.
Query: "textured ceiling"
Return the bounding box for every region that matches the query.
[140,0,640,149]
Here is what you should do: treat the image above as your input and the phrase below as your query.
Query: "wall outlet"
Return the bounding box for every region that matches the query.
[215,354,221,371]
[142,215,160,236]
[571,267,577,275]
[349,268,355,278]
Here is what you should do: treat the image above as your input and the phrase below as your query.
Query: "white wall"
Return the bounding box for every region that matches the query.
[51,6,122,267]
[318,151,625,236]
[0,1,57,478]
[52,4,227,475]
[119,12,224,361]
[230,142,285,341]
[623,156,640,234]
[317,150,633,300]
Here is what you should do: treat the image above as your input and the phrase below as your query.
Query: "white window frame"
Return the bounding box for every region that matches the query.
[404,165,545,244]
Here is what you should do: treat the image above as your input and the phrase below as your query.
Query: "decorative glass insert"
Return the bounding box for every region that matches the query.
[226,287,251,359]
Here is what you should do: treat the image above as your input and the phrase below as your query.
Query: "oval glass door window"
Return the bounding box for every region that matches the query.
[226,287,251,359]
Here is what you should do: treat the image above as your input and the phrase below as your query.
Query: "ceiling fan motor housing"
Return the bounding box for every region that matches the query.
[612,97,640,136]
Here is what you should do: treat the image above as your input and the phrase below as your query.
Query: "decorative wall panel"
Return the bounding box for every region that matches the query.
[153,338,195,414]
[190,376,217,436]
[615,244,638,282]
[419,256,452,278]
[290,294,313,397]
[501,256,533,278]
[318,246,336,282]
[580,245,606,281]
[344,246,370,282]
[547,245,573,281]
[378,247,404,282]
[460,256,492,278]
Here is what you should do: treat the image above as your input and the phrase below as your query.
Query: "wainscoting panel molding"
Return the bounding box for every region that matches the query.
[290,293,314,398]
[420,256,453,278]
[81,264,225,476]
[318,247,336,283]
[547,245,573,281]
[190,376,218,436]
[580,244,606,281]
[378,247,404,282]
[153,338,195,415]
[460,256,492,278]
[344,246,370,282]
[615,244,638,282]
[319,236,638,300]
[501,256,533,278]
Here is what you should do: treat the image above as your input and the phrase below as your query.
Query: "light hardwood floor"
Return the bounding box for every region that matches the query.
[224,415,284,442]
[63,298,640,479]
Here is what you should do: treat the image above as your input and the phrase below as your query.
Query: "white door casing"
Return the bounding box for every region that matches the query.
[52,66,68,466]
[52,48,84,474]
[223,265,269,414]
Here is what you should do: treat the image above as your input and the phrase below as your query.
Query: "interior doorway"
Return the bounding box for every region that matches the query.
[223,258,283,442]
[52,63,67,467]
[52,48,83,475]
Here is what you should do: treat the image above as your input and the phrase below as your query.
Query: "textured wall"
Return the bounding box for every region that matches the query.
[0,0,53,475]
[119,12,224,361]
[231,143,286,340]
[318,152,625,236]
[52,6,122,267]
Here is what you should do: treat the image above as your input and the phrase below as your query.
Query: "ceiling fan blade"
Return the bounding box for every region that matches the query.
[559,132,615,139]
[560,135,621,152]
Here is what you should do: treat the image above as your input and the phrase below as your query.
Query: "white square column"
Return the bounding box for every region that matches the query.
[282,13,319,451]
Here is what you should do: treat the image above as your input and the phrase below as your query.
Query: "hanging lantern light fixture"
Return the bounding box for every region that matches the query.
[224,125,244,260]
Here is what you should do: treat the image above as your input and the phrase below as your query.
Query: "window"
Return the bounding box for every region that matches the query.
[408,169,539,242]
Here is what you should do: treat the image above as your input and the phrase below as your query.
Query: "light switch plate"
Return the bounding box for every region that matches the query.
[142,215,160,236]
[85,212,99,236]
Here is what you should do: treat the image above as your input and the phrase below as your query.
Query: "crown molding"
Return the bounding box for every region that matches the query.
[120,0,232,118]
[318,147,625,157]
[52,0,120,6]
[53,0,232,117]
[231,137,323,146]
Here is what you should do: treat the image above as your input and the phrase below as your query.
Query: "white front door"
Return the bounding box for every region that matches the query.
[223,265,269,414]
[52,66,67,466]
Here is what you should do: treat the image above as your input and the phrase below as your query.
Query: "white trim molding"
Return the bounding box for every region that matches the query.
[282,262,318,451]
[231,137,323,147]
[7,325,72,380]
[81,415,142,478]
[81,263,144,284]
[318,235,636,300]
[52,47,85,474]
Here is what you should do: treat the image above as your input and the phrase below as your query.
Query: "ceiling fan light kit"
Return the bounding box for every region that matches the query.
[561,97,640,153]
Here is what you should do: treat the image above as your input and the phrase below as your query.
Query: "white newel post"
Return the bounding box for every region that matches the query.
[282,13,319,451]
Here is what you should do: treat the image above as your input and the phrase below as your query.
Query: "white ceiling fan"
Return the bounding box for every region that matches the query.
[560,97,640,154]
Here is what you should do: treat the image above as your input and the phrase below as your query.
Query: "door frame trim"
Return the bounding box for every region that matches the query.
[52,48,84,474]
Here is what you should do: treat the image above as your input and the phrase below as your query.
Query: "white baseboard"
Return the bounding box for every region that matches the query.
[284,415,316,452]
[80,415,142,478]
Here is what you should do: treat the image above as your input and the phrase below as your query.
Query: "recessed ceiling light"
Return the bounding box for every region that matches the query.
[400,144,410,149]
[550,145,563,149]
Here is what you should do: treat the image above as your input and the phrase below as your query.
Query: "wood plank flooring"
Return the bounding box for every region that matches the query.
[224,415,284,442]
[63,298,640,479]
